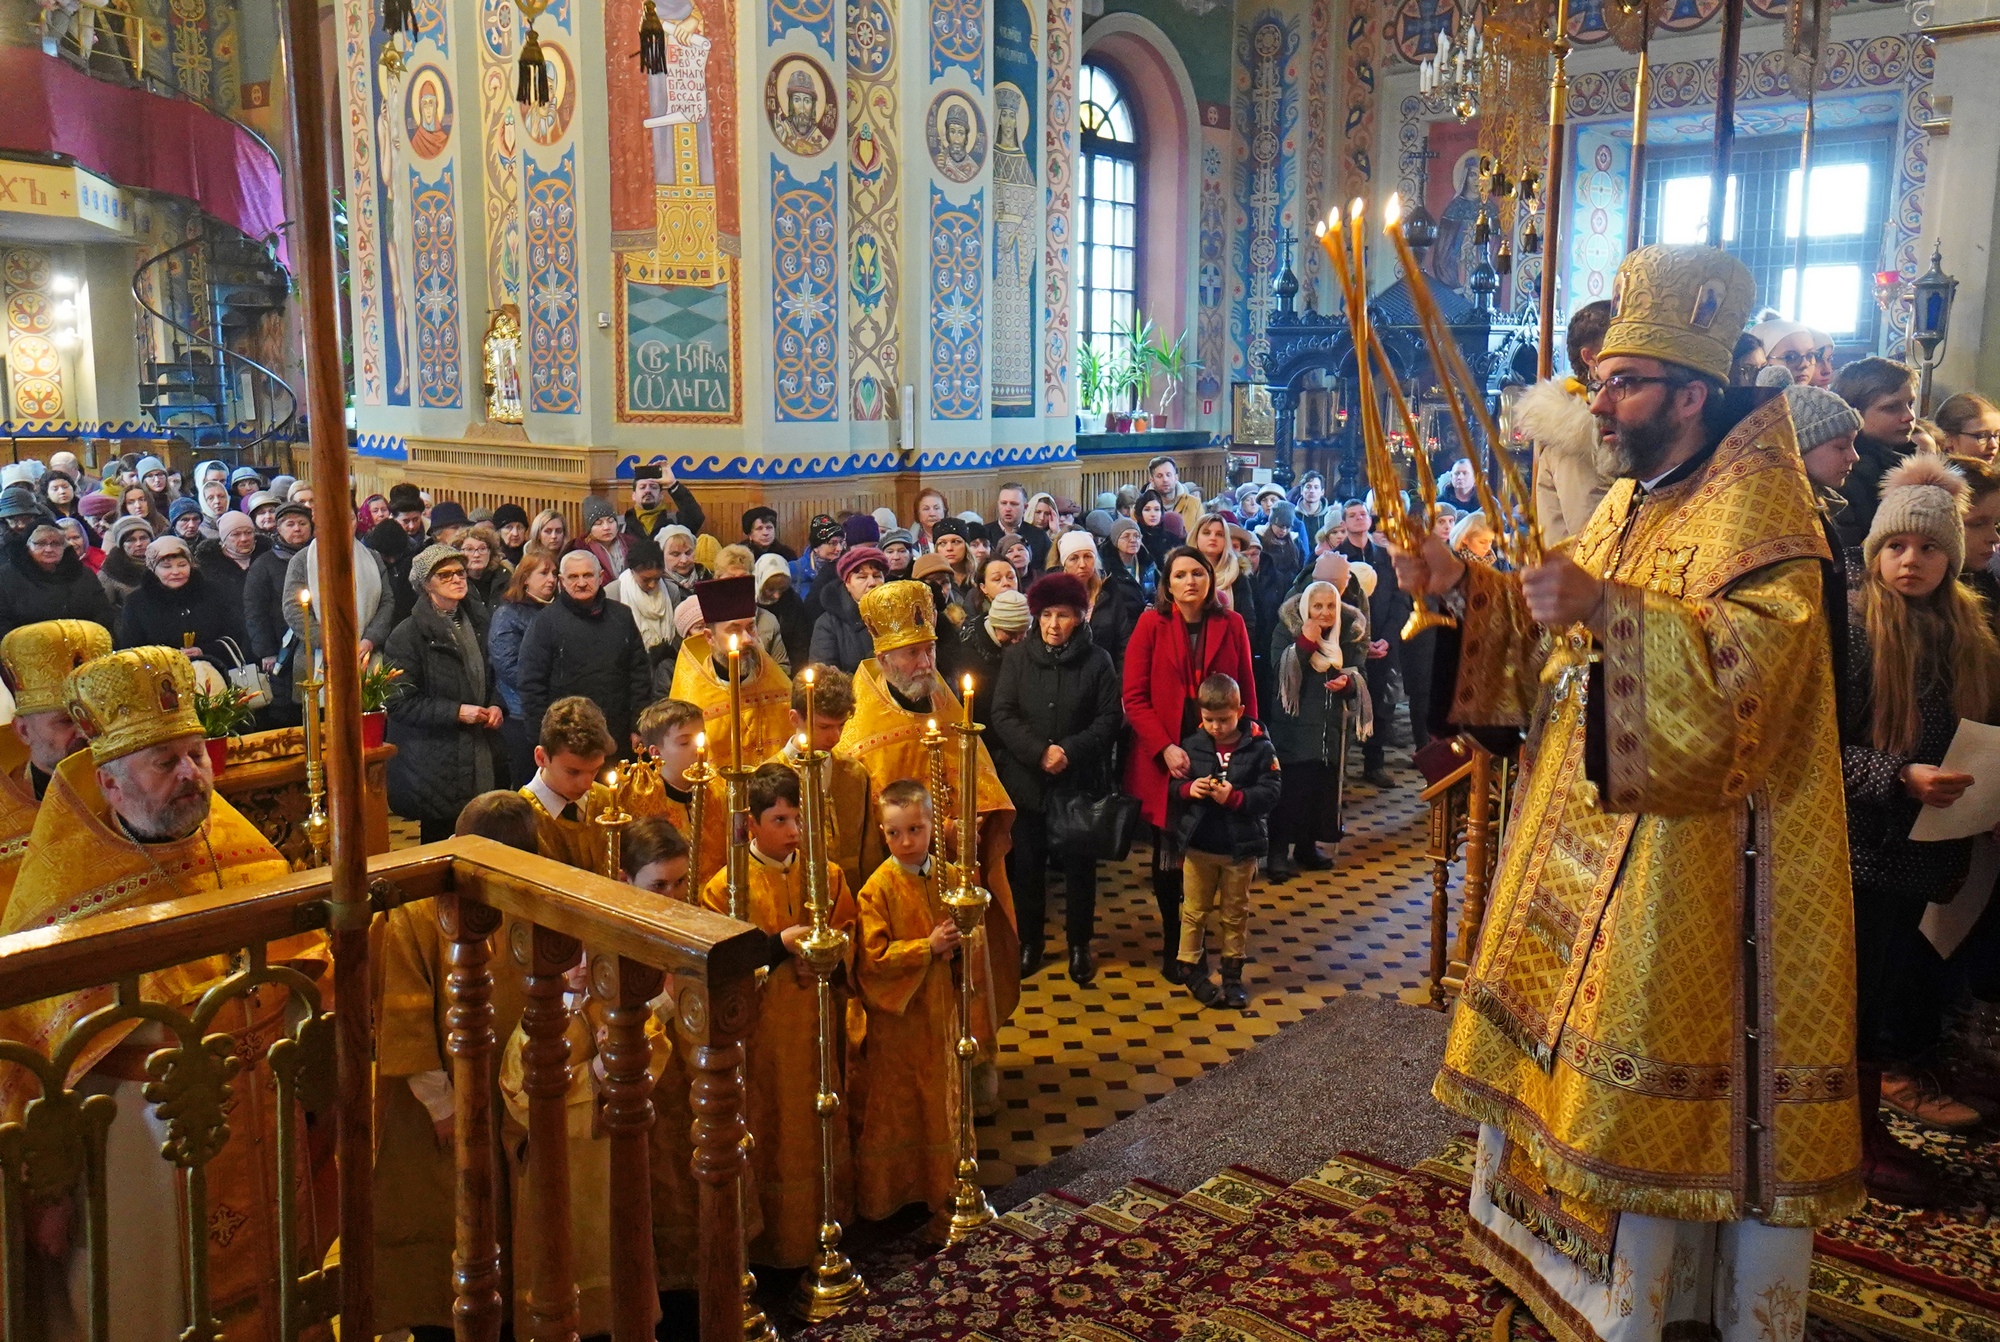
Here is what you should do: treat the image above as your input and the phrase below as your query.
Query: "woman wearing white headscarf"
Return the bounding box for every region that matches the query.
[1265,568,1369,880]
[1747,318,1826,386]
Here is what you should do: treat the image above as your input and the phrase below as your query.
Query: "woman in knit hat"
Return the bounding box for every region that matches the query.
[490,502,531,563]
[581,495,629,577]
[1843,455,2000,1197]
[98,516,154,614]
[116,534,248,667]
[741,505,795,562]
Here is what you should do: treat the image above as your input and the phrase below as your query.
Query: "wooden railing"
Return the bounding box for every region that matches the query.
[0,836,767,1342]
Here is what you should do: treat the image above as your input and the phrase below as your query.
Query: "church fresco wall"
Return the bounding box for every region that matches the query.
[925,0,987,422]
[610,0,744,423]
[992,0,1039,418]
[847,0,900,422]
[1231,5,1303,382]
[1042,0,1075,421]
[767,0,842,423]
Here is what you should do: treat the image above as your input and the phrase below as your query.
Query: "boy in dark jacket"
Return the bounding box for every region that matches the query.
[1171,673,1281,1008]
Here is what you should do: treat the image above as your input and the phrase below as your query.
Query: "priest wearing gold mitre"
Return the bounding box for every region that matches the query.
[839,579,1018,1102]
[668,573,793,768]
[0,619,111,914]
[0,646,330,1341]
[1390,245,1859,1341]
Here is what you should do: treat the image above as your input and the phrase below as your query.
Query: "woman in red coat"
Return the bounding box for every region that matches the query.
[1122,546,1259,976]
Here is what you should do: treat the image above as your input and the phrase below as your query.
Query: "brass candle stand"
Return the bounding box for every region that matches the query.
[296,590,328,868]
[941,686,995,1243]
[791,733,866,1320]
[686,732,714,884]
[595,769,633,879]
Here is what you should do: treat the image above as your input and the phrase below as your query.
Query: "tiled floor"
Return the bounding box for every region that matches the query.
[389,747,1443,1188]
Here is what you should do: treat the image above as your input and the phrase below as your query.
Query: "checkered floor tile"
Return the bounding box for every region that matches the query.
[388,746,1443,1187]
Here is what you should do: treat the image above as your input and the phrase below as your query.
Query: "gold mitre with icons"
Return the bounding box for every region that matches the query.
[860,579,937,655]
[0,620,113,717]
[1598,244,1755,384]
[63,647,204,764]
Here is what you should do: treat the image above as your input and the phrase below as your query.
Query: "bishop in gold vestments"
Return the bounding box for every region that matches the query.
[0,619,112,915]
[1416,248,1860,1342]
[839,580,1019,1049]
[0,648,330,1342]
[699,854,858,1268]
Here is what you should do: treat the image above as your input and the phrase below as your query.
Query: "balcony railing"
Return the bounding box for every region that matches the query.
[0,836,767,1342]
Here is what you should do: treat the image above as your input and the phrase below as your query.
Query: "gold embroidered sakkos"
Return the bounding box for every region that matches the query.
[1433,391,1864,1229]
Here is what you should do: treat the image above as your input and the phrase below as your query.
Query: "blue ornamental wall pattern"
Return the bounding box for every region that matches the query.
[1231,10,1301,382]
[930,185,983,420]
[772,163,840,422]
[930,0,983,87]
[771,0,836,55]
[525,150,581,414]
[410,163,463,408]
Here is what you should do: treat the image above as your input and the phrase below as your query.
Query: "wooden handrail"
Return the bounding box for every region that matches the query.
[0,836,766,1342]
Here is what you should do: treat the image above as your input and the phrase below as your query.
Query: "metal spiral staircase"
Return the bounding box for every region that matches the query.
[133,222,299,465]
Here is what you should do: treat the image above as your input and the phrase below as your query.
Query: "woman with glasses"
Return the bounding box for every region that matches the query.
[1935,392,2000,464]
[382,544,503,842]
[0,518,117,640]
[1832,357,1920,553]
[1747,318,1828,386]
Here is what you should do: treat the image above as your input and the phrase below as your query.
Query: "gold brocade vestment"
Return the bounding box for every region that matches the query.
[668,634,794,766]
[0,753,331,1341]
[0,731,46,918]
[1434,394,1862,1229]
[836,660,1019,1039]
[699,858,857,1268]
[520,780,618,871]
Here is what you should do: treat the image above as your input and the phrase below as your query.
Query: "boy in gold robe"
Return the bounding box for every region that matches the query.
[768,664,883,895]
[0,618,110,915]
[698,762,857,1268]
[852,779,962,1228]
[0,647,328,1342]
[371,790,541,1338]
[520,695,617,871]
[669,575,793,768]
[630,696,728,893]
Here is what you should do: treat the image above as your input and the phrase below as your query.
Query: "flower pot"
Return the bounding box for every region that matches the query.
[1107,411,1131,433]
[361,710,388,749]
[1131,411,1152,433]
[205,737,229,775]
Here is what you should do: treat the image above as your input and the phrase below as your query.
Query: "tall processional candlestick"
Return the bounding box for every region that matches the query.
[941,674,995,1241]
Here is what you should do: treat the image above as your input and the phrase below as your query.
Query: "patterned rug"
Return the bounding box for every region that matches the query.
[796,1135,1949,1342]
[1810,1114,2000,1342]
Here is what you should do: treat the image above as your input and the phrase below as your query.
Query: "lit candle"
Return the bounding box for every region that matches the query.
[726,632,743,771]
[960,673,974,729]
[802,664,816,745]
[1347,199,1381,464]
[298,585,314,681]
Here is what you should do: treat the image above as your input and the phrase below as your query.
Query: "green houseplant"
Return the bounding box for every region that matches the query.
[359,656,403,749]
[1146,325,1201,428]
[194,684,258,774]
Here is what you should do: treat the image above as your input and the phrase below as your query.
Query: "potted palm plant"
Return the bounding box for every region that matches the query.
[359,656,402,749]
[1147,325,1200,429]
[1122,310,1159,432]
[1077,344,1108,434]
[194,684,258,775]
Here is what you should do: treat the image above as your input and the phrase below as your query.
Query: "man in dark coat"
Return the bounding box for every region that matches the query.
[516,547,652,755]
[621,463,705,541]
[245,502,313,724]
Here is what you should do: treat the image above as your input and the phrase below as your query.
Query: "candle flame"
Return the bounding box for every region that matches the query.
[1384,192,1403,229]
[695,731,707,753]
[1314,220,1326,238]
[802,666,815,684]
[606,769,619,789]
[728,632,740,653]
[1349,197,1364,225]
[796,733,809,751]
[299,588,310,608]
[927,717,938,732]
[1326,205,1343,235]
[962,673,973,695]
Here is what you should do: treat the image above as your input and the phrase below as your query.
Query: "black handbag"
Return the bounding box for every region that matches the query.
[1047,784,1142,863]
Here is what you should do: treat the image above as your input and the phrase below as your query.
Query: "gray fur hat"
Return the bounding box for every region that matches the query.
[410,542,468,589]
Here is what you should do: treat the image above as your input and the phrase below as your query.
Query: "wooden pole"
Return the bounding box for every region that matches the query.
[1538,0,1573,381]
[1792,81,1817,315]
[1625,39,1652,253]
[278,0,373,1332]
[1708,0,1745,247]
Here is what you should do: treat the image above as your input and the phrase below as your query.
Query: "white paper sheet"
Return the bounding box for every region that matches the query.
[1908,718,2000,841]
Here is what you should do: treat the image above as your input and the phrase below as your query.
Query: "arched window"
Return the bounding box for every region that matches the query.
[1078,63,1137,360]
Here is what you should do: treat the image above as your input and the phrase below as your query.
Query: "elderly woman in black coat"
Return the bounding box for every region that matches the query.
[116,535,248,668]
[989,572,1124,986]
[0,516,116,639]
[383,544,503,842]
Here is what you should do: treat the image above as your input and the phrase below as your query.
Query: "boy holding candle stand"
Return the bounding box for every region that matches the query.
[698,761,858,1268]
[631,696,729,891]
[770,663,883,894]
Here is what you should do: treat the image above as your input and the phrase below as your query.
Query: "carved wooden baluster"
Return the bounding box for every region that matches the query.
[438,893,506,1342]
[677,974,754,1342]
[1453,742,1494,985]
[520,924,584,1342]
[593,954,666,1342]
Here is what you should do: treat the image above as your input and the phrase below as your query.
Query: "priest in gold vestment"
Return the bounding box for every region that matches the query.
[838,580,1019,1066]
[0,619,111,915]
[0,647,329,1342]
[1392,247,1861,1342]
[668,575,794,769]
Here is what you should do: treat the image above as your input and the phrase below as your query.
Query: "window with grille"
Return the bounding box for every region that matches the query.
[1077,63,1138,361]
[1637,129,1892,350]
